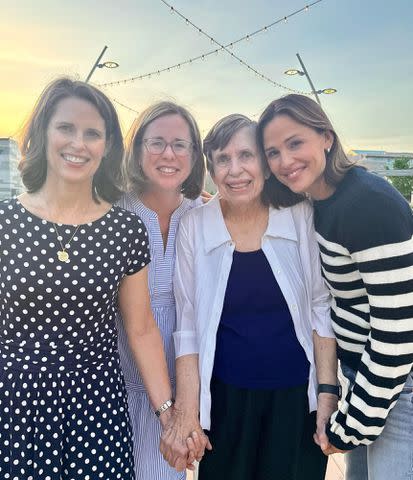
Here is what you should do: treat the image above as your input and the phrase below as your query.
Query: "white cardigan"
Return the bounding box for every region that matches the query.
[173,195,334,429]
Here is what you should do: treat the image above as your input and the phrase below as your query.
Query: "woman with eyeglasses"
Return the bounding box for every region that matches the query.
[117,102,209,479]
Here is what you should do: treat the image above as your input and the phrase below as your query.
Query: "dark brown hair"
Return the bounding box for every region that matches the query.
[123,101,205,199]
[20,77,124,203]
[257,94,354,208]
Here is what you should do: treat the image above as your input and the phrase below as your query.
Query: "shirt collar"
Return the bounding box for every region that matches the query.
[202,195,232,253]
[266,205,298,242]
[202,195,298,253]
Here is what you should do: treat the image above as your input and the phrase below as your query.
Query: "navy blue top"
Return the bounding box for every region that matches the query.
[212,249,309,389]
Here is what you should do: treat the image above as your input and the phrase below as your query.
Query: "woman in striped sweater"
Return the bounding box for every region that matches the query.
[116,101,207,479]
[256,94,413,480]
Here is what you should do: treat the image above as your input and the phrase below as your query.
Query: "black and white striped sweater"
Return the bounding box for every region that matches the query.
[313,166,413,450]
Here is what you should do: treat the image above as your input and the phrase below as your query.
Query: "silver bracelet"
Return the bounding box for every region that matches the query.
[155,398,175,417]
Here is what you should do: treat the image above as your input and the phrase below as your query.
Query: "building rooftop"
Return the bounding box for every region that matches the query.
[351,149,413,158]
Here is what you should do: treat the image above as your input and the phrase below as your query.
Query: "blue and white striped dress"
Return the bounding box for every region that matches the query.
[116,193,200,480]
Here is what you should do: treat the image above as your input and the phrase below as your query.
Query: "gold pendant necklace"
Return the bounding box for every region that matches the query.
[52,223,81,262]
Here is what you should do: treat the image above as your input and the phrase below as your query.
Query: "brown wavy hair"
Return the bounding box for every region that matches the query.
[256,94,354,208]
[20,77,124,203]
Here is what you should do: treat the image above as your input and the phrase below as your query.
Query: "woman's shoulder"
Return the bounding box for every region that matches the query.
[341,167,405,205]
[0,197,18,209]
[110,204,147,232]
[0,197,20,220]
[274,199,313,223]
[179,200,206,228]
[333,168,413,250]
[178,196,224,246]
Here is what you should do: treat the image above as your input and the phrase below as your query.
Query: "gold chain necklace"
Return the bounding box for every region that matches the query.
[52,223,81,262]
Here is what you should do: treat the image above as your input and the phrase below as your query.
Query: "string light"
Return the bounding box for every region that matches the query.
[111,96,139,114]
[96,84,139,114]
[157,0,315,94]
[98,0,323,92]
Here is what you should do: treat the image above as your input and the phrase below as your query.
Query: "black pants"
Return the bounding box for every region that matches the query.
[199,378,327,480]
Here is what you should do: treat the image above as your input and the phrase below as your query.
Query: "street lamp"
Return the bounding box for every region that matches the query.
[284,69,304,76]
[284,53,337,105]
[85,46,119,83]
[99,61,119,69]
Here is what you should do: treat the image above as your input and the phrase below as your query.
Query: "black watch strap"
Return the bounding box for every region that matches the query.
[317,383,342,397]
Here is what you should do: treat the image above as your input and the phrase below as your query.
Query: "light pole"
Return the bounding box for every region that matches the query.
[85,46,119,83]
[284,53,336,105]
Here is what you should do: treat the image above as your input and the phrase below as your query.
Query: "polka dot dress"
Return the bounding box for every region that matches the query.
[0,198,150,480]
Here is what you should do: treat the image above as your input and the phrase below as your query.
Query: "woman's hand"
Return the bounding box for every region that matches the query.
[186,427,212,463]
[160,406,212,471]
[313,392,338,453]
[201,190,213,204]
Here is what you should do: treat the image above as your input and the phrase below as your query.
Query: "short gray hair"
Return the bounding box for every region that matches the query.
[203,114,257,175]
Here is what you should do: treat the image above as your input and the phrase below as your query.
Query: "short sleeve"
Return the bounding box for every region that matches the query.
[125,214,151,275]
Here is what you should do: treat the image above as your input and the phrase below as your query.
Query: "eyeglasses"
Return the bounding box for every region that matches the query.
[143,138,193,156]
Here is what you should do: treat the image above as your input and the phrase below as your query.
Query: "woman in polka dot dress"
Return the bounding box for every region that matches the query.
[0,78,180,479]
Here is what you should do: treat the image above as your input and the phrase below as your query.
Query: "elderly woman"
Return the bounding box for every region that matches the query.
[166,114,338,480]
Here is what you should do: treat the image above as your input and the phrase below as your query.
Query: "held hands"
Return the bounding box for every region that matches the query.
[159,405,212,471]
[313,392,347,455]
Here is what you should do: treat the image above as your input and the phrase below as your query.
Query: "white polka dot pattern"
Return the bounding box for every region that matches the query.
[0,198,150,479]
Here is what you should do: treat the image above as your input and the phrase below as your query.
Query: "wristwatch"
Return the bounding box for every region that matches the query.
[317,384,342,397]
[155,398,175,417]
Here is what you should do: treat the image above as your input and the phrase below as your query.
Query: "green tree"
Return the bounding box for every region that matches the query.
[387,157,413,201]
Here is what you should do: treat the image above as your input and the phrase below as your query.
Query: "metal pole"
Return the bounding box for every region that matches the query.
[85,46,108,83]
[296,53,321,106]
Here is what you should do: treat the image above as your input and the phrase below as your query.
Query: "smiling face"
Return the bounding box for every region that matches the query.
[262,114,334,200]
[210,126,265,208]
[139,114,193,194]
[45,96,107,186]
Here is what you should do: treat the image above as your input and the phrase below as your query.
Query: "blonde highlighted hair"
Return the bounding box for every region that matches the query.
[123,101,205,199]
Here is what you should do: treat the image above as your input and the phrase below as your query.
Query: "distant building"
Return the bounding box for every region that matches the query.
[348,149,413,175]
[0,138,23,200]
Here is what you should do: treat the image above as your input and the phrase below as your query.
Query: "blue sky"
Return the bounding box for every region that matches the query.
[1,0,412,152]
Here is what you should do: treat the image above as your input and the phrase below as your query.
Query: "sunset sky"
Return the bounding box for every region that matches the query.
[1,0,412,152]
